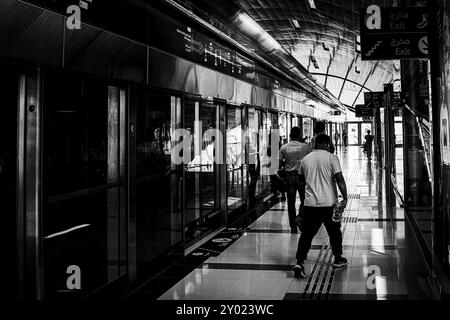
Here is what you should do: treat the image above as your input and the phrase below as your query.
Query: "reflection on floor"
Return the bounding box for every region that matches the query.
[154,146,435,300]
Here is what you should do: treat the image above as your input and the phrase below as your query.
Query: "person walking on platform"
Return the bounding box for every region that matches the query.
[310,122,335,154]
[293,134,348,278]
[269,136,286,201]
[334,131,340,149]
[279,127,311,233]
[342,130,348,148]
[364,130,374,160]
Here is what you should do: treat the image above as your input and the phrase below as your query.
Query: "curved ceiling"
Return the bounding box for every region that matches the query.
[234,0,401,108]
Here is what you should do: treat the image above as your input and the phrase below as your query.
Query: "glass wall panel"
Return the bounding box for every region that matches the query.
[43,71,124,298]
[135,90,182,280]
[185,100,223,243]
[184,98,201,243]
[226,106,244,213]
[199,102,220,235]
[247,108,260,207]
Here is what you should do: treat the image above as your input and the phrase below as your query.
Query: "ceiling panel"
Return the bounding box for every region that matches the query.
[236,0,400,108]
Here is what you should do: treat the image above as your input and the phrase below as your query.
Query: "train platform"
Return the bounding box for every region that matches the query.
[152,146,434,300]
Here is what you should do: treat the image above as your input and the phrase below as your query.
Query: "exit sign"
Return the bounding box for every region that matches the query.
[360,6,429,60]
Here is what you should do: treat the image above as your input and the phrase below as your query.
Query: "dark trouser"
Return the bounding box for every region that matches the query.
[248,164,259,208]
[296,206,343,263]
[286,171,304,230]
[366,144,372,159]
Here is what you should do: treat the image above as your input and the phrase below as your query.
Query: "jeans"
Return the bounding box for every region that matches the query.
[296,206,343,263]
[285,171,304,231]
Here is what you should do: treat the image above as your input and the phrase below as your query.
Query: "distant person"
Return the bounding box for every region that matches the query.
[269,136,286,201]
[342,130,348,148]
[310,122,335,154]
[293,134,348,278]
[364,130,374,160]
[279,127,311,233]
[334,132,340,148]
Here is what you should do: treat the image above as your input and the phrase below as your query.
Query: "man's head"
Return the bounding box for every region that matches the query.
[314,121,326,134]
[315,133,332,151]
[367,130,371,134]
[290,126,302,141]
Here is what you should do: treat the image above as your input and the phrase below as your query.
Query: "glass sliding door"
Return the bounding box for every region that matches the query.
[199,101,221,236]
[184,97,201,244]
[43,71,126,298]
[256,111,272,197]
[348,123,360,145]
[0,65,19,299]
[226,106,244,214]
[135,89,183,280]
[247,108,260,207]
[185,99,223,244]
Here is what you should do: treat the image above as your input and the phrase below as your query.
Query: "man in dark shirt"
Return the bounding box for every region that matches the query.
[279,127,311,233]
[364,130,374,160]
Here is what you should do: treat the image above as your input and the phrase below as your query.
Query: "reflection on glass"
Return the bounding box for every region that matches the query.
[136,91,182,280]
[185,101,220,243]
[184,99,201,243]
[248,108,260,206]
[227,107,244,213]
[43,72,124,297]
[303,118,313,143]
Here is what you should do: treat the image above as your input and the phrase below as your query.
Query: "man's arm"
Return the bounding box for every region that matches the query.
[299,174,306,204]
[334,172,348,207]
[278,148,284,170]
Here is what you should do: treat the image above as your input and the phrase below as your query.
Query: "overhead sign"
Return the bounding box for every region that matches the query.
[360,6,429,60]
[391,92,405,109]
[364,92,384,109]
[364,91,404,109]
[355,104,374,117]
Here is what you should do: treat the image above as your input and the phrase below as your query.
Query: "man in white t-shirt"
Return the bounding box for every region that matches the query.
[293,134,348,278]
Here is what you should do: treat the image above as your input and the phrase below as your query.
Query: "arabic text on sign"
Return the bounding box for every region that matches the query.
[390,12,409,21]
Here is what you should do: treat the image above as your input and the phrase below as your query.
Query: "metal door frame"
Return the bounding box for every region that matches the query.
[17,66,43,299]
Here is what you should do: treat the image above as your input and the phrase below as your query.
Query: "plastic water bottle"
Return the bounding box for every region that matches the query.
[332,200,344,223]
